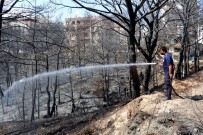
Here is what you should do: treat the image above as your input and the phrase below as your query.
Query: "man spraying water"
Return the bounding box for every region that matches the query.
[160,46,174,100]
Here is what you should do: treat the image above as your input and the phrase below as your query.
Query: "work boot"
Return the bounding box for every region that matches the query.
[163,97,172,101]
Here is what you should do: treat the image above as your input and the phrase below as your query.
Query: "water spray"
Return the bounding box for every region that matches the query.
[4,63,156,95]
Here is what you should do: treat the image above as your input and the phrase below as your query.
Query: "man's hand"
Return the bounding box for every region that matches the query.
[169,73,173,79]
[169,65,173,79]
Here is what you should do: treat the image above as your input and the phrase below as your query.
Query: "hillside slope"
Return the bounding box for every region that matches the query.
[0,71,203,135]
[71,71,203,135]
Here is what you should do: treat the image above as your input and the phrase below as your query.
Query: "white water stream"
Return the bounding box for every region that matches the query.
[4,63,156,95]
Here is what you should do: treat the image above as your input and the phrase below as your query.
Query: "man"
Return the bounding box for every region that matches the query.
[160,47,174,100]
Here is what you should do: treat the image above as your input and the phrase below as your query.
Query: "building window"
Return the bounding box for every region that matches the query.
[72,21,75,25]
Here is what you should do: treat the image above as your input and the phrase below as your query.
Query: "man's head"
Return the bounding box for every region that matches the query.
[160,46,168,55]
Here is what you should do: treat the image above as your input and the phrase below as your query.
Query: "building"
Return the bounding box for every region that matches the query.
[64,16,128,66]
[65,16,121,47]
[3,17,36,37]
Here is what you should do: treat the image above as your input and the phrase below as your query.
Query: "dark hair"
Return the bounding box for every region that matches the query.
[160,46,168,52]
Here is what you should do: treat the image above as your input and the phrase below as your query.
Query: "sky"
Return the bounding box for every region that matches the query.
[14,0,87,21]
[46,0,86,19]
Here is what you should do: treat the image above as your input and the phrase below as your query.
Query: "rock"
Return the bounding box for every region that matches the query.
[164,108,171,113]
[193,128,199,133]
[129,125,137,131]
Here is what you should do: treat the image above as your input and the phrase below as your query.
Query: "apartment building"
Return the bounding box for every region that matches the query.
[65,16,121,48]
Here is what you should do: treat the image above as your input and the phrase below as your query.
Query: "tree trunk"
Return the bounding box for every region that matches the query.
[196,43,200,71]
[58,87,61,104]
[143,59,152,92]
[183,46,188,77]
[46,55,51,117]
[194,42,198,72]
[31,59,37,122]
[30,3,38,121]
[129,35,140,98]
[104,68,109,105]
[129,69,132,98]
[187,47,190,74]
[0,87,4,114]
[5,62,12,88]
[175,28,190,80]
[50,51,60,116]
[37,83,40,119]
[46,77,51,116]
[175,22,190,79]
[197,43,200,71]
[175,47,184,79]
[70,74,75,113]
[31,82,37,122]
[102,68,109,103]
[22,84,25,124]
[50,75,57,116]
[14,64,19,82]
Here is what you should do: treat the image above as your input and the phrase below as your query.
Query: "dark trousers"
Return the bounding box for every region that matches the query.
[164,75,172,99]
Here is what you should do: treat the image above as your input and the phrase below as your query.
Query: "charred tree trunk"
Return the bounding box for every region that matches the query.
[0,87,4,114]
[187,47,190,74]
[46,55,51,117]
[104,68,110,105]
[37,83,41,119]
[30,3,38,121]
[46,77,51,116]
[197,43,200,70]
[183,46,188,77]
[31,57,37,122]
[50,76,57,116]
[22,82,26,123]
[126,0,140,98]
[175,47,184,79]
[175,26,189,79]
[70,74,76,113]
[129,35,140,98]
[5,62,12,88]
[50,51,60,117]
[194,42,198,72]
[143,59,152,92]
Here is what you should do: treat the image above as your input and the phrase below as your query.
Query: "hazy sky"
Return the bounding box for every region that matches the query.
[47,0,86,19]
[14,0,87,20]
